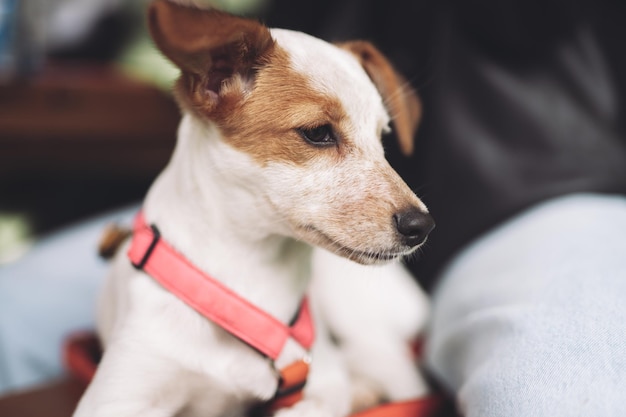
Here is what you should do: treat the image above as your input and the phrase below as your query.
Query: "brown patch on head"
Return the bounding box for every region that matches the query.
[212,46,352,166]
[148,0,350,167]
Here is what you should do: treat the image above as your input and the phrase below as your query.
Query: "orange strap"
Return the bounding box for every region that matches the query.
[265,359,310,412]
[351,397,443,417]
[63,331,99,384]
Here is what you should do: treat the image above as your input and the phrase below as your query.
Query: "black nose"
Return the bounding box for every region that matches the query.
[393,209,435,247]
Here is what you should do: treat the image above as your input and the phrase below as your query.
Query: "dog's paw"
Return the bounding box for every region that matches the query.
[228,358,278,401]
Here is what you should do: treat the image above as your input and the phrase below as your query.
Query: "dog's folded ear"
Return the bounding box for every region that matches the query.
[148,0,274,113]
[338,41,421,156]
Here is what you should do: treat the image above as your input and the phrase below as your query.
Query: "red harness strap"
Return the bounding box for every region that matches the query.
[127,212,314,407]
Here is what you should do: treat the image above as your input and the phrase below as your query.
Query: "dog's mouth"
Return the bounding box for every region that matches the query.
[337,246,401,264]
[297,224,412,265]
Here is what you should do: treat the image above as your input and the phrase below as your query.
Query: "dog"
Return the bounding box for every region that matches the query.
[73,1,434,416]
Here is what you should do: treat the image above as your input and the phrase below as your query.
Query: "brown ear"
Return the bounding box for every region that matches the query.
[148,0,274,111]
[338,41,421,156]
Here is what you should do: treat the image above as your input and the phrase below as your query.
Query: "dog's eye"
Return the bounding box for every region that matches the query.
[298,125,336,146]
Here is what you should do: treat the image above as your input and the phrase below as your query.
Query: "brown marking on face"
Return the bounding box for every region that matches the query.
[148,1,358,167]
[178,44,353,167]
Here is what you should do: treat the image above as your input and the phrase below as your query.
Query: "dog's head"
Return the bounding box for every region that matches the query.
[148,0,434,265]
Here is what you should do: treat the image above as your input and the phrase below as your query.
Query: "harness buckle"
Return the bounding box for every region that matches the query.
[131,224,161,270]
[265,356,311,412]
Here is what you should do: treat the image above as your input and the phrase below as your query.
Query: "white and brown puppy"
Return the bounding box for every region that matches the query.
[74,1,433,417]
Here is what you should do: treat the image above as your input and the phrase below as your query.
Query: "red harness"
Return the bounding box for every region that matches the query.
[128,212,314,408]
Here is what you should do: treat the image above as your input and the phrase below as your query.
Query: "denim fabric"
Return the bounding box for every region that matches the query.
[426,193,626,416]
[0,205,138,395]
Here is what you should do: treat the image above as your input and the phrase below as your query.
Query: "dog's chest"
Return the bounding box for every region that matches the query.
[99,241,309,409]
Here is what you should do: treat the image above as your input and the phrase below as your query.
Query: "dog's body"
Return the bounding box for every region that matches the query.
[74,2,433,416]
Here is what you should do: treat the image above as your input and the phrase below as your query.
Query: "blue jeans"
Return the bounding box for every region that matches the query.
[425,193,626,416]
[0,205,138,395]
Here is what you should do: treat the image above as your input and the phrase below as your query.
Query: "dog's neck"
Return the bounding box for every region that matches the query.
[142,115,312,323]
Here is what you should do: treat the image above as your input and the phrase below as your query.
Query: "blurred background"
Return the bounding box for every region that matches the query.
[0,0,279,264]
[1,0,626,405]
[0,0,178,266]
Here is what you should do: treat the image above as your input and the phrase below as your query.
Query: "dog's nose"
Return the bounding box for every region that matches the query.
[393,209,435,247]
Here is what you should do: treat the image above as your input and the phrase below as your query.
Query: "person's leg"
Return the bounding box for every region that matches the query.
[0,204,138,394]
[425,193,626,417]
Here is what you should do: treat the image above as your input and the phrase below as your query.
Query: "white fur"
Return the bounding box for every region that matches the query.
[74,27,430,417]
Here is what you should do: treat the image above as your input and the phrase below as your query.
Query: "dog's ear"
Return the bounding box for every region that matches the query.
[338,41,421,156]
[148,0,274,112]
